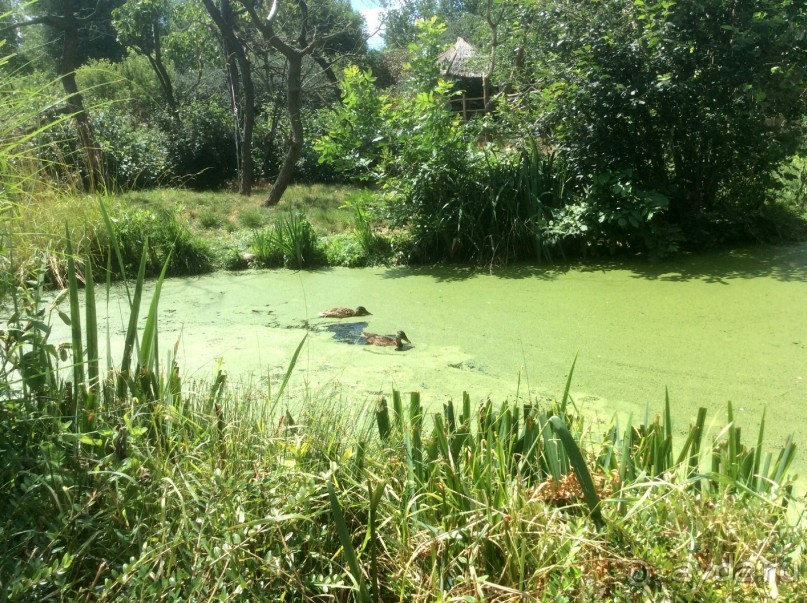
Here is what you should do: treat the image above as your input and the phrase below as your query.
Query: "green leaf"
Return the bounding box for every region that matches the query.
[327,480,370,602]
[549,415,605,529]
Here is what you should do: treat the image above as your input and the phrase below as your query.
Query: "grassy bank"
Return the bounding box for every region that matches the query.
[6,181,807,292]
[4,185,414,289]
[1,246,805,601]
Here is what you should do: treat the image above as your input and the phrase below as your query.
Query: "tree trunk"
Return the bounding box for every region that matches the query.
[59,3,104,191]
[265,53,303,206]
[149,16,176,109]
[203,0,255,195]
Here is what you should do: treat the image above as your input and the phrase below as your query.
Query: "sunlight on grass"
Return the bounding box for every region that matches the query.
[118,184,359,236]
[6,184,367,283]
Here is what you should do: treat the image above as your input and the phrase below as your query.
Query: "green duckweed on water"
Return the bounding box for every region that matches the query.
[54,242,807,482]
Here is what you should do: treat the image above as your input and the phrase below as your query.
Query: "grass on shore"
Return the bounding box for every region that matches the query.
[5,184,382,287]
[118,184,359,236]
[3,367,805,601]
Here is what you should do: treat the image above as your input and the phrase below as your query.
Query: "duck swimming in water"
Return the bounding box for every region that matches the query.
[318,306,371,318]
[361,330,411,350]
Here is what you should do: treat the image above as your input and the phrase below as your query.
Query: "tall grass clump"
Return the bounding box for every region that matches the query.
[0,52,81,296]
[248,211,324,269]
[323,191,394,267]
[104,206,214,278]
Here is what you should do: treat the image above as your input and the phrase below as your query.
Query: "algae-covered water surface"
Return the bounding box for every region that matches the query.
[77,243,807,472]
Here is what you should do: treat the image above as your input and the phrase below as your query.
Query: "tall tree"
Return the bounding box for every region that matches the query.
[240,0,362,206]
[112,0,177,108]
[7,1,124,189]
[201,0,257,195]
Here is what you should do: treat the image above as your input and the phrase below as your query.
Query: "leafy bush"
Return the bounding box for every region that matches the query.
[77,56,168,115]
[774,154,807,214]
[526,0,807,224]
[92,108,171,190]
[324,231,369,266]
[570,171,680,257]
[161,100,237,190]
[315,67,388,182]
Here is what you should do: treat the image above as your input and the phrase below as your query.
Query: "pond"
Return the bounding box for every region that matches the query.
[60,243,807,477]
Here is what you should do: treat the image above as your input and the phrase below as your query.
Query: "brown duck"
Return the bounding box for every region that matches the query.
[361,330,411,350]
[318,306,371,318]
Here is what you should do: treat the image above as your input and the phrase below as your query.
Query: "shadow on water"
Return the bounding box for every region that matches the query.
[381,242,807,284]
[617,243,807,284]
[310,321,369,345]
[310,321,415,351]
[381,264,570,283]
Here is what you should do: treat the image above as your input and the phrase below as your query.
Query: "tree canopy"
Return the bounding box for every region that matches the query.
[1,0,805,254]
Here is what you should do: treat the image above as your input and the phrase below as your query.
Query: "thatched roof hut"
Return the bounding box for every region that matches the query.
[436,37,491,120]
[437,37,484,79]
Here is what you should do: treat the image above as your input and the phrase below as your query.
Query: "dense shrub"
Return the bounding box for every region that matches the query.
[161,100,237,190]
[524,0,807,224]
[323,231,367,266]
[77,56,169,115]
[92,109,171,190]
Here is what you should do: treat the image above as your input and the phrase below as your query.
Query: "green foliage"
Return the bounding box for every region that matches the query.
[774,153,807,214]
[107,207,213,278]
[76,56,168,114]
[28,0,126,68]
[320,64,577,263]
[197,210,223,230]
[383,0,488,50]
[92,108,171,190]
[249,226,283,267]
[274,212,324,269]
[112,0,174,65]
[402,16,448,93]
[161,99,237,190]
[249,213,324,269]
[294,107,349,184]
[315,66,388,181]
[544,171,681,258]
[236,207,264,229]
[323,231,368,267]
[527,0,807,228]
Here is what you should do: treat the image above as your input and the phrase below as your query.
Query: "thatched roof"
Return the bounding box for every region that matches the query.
[437,37,484,79]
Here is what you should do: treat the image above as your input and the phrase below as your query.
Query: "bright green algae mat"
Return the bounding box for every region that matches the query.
[64,242,807,479]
